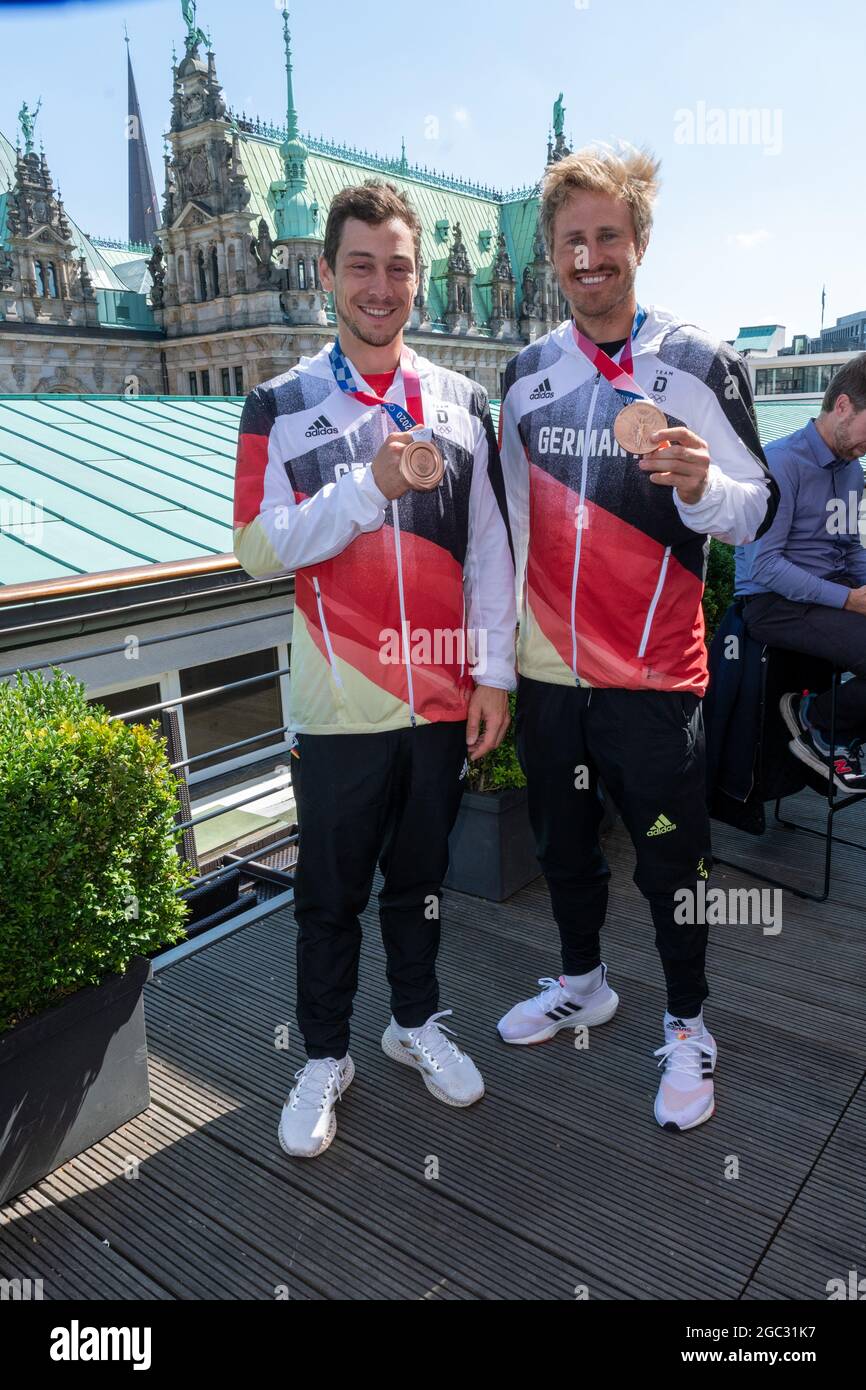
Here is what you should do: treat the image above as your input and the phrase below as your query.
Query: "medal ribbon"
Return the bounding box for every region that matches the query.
[329,338,425,430]
[571,305,650,405]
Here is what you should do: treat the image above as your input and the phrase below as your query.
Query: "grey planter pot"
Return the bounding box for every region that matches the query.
[445,786,542,902]
[0,954,153,1206]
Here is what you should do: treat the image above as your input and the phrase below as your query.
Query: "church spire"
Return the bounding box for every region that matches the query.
[126,32,159,246]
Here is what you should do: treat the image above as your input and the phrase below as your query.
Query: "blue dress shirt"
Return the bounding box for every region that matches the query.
[735,419,866,607]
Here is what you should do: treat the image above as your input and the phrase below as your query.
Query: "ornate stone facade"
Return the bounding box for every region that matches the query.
[1,146,98,329]
[0,11,574,400]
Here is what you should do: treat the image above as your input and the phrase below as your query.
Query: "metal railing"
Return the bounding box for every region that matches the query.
[0,575,299,959]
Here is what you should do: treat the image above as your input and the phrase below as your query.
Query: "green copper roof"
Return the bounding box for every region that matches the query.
[733,327,781,352]
[0,395,237,585]
[0,392,851,591]
[236,130,539,327]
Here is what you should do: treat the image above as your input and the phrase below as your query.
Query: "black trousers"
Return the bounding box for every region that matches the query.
[744,591,866,742]
[515,677,713,1017]
[291,721,467,1059]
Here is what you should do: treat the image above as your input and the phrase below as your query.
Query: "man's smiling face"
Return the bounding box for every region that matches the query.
[319,216,418,349]
[551,188,644,326]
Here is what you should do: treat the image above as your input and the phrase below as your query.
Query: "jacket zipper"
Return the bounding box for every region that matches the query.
[312,574,343,687]
[569,374,601,683]
[392,497,417,727]
[637,545,672,659]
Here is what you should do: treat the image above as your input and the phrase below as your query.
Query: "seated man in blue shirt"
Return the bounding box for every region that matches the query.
[736,354,866,792]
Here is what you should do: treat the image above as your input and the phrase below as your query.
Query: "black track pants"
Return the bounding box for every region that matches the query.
[515,677,713,1017]
[291,721,468,1059]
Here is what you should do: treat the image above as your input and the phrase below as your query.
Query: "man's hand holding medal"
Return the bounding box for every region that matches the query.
[638,423,711,506]
[573,314,711,506]
[371,426,445,500]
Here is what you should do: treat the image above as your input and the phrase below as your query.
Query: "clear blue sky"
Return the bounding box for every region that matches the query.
[2,0,864,344]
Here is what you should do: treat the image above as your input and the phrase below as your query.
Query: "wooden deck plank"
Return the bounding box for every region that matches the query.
[2,789,864,1300]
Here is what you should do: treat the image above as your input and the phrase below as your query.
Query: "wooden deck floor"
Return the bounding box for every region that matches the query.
[2,790,865,1300]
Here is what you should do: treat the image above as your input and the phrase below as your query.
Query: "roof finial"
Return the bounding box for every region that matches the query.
[282,4,298,143]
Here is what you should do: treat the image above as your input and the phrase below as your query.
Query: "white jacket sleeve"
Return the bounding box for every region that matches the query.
[497,360,530,618]
[674,350,778,546]
[233,388,390,579]
[463,396,517,690]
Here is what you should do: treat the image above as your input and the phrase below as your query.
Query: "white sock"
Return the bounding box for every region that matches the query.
[392,1017,418,1040]
[665,1010,703,1033]
[563,965,603,995]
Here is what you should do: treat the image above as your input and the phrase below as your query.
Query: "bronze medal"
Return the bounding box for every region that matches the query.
[613,401,668,455]
[400,439,444,490]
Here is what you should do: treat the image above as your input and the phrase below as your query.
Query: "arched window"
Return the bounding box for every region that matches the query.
[297,258,306,290]
[210,245,220,297]
[197,250,208,301]
[35,261,48,297]
[312,257,319,289]
[47,263,59,298]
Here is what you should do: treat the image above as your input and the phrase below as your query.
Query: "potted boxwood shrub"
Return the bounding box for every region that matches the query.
[445,689,621,902]
[0,669,193,1205]
[445,692,540,902]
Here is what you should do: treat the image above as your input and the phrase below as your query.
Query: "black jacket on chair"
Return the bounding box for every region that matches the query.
[704,600,833,831]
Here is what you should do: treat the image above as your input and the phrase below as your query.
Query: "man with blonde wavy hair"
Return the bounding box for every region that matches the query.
[497,143,778,1130]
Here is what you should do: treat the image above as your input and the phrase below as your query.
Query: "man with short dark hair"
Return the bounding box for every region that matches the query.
[737,353,866,792]
[234,180,516,1157]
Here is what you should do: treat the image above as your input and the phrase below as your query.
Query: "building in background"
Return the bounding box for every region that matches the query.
[750,349,862,399]
[803,309,866,355]
[1,3,580,399]
[732,320,866,400]
[732,324,786,357]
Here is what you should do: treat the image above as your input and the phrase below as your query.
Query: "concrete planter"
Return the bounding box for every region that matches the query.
[0,954,152,1205]
[445,786,541,902]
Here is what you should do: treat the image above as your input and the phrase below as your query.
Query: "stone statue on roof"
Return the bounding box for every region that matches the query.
[147,242,166,307]
[181,0,209,52]
[250,218,275,284]
[553,93,565,139]
[17,98,42,157]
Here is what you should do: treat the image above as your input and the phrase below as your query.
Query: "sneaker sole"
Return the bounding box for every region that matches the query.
[655,1041,718,1132]
[497,990,620,1046]
[787,737,866,795]
[277,1055,355,1159]
[381,1028,484,1107]
[657,1099,716,1132]
[779,692,804,741]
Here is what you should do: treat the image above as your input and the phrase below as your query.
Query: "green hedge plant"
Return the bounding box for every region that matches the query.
[703,538,735,644]
[0,669,193,1034]
[467,691,526,793]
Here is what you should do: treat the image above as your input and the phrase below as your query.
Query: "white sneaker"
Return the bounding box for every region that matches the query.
[497,964,619,1045]
[653,1015,717,1131]
[278,1054,355,1158]
[381,1010,484,1107]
